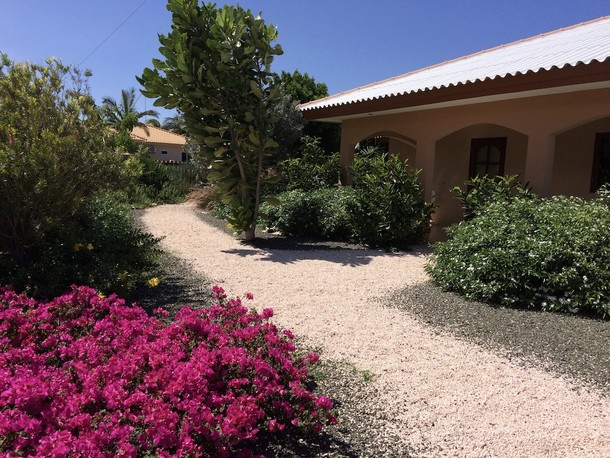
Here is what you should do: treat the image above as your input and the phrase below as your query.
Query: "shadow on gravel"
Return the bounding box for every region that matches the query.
[129,253,213,316]
[221,245,399,267]
[386,281,610,395]
[255,430,359,458]
[220,239,431,267]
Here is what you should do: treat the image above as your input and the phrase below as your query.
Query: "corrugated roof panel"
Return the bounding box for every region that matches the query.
[300,16,610,111]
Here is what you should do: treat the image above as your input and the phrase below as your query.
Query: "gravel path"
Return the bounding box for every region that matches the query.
[138,203,610,457]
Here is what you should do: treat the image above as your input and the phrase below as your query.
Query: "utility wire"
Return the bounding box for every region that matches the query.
[76,0,149,69]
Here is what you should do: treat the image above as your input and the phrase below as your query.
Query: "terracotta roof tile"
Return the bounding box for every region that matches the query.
[130,125,186,145]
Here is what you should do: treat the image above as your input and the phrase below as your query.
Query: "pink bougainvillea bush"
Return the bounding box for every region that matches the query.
[0,285,336,457]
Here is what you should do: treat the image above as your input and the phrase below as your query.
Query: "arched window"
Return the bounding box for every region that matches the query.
[469,137,506,178]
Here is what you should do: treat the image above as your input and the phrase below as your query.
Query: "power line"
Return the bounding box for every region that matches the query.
[76,0,149,69]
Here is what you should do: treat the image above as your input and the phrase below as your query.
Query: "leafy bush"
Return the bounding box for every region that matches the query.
[427,196,610,317]
[125,152,201,206]
[452,174,534,220]
[0,285,336,456]
[261,188,353,240]
[0,194,160,299]
[0,55,122,268]
[348,153,433,247]
[269,136,340,194]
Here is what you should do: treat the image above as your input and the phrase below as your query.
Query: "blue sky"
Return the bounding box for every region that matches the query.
[2,1,610,121]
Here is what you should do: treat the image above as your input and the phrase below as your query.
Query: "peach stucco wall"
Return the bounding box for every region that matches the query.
[148,143,184,162]
[339,87,610,241]
[553,116,610,197]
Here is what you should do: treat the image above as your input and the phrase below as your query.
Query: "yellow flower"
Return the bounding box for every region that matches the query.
[98,293,106,299]
[118,271,128,282]
[148,277,160,287]
[73,243,84,252]
[86,243,94,251]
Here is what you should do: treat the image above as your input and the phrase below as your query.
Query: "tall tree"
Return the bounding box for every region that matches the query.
[275,70,329,104]
[162,113,187,135]
[139,1,282,241]
[275,70,340,154]
[101,87,159,132]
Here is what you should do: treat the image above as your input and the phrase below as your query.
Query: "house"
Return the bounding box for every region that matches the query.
[298,16,610,241]
[130,125,188,162]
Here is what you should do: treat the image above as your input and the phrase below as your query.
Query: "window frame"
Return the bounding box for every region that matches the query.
[590,132,610,192]
[469,137,507,179]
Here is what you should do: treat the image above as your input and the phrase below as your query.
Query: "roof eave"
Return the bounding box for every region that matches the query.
[302,59,610,122]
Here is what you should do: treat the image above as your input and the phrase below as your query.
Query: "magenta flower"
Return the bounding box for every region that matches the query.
[0,285,336,456]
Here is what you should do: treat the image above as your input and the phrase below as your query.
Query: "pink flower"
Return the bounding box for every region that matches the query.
[0,285,336,455]
[307,352,320,364]
[315,396,334,410]
[245,292,254,300]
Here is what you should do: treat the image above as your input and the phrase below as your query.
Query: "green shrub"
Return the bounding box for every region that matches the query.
[348,153,433,247]
[122,152,201,206]
[0,194,161,299]
[211,200,233,221]
[427,196,610,317]
[261,188,353,240]
[452,174,534,220]
[269,136,340,194]
[0,55,123,267]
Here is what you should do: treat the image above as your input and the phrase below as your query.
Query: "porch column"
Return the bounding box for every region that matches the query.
[415,137,444,241]
[339,134,355,185]
[524,133,556,196]
[415,138,436,203]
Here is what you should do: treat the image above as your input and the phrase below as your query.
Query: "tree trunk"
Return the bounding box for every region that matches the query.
[244,226,256,241]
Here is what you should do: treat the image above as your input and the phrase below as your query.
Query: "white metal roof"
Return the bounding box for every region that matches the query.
[299,15,610,112]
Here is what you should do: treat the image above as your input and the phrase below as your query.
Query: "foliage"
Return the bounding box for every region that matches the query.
[274,70,340,153]
[120,150,202,207]
[269,136,340,194]
[0,54,122,268]
[101,87,159,133]
[452,174,534,220]
[261,188,354,240]
[274,70,328,104]
[268,91,306,159]
[348,152,433,247]
[139,1,283,241]
[0,285,336,456]
[0,194,161,299]
[427,196,610,317]
[162,113,187,135]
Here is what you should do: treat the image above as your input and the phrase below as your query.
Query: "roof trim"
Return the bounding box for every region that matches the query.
[302,58,610,122]
[299,15,610,120]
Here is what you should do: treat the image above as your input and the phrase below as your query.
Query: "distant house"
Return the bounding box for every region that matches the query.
[131,125,188,162]
[299,16,610,241]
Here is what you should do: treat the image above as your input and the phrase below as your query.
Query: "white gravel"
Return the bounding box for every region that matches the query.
[139,203,610,457]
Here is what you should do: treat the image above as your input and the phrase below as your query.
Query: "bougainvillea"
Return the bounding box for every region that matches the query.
[0,285,335,457]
